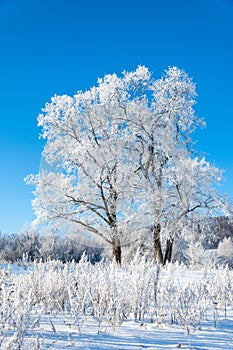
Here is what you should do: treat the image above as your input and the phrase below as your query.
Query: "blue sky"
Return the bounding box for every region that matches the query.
[0,0,232,234]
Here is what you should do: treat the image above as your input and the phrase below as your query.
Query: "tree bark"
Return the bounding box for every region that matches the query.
[112,237,122,265]
[153,222,163,265]
[163,238,174,265]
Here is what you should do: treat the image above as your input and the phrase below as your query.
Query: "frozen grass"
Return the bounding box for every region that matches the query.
[0,255,233,349]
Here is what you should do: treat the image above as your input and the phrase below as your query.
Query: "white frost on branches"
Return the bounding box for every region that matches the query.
[26,65,230,263]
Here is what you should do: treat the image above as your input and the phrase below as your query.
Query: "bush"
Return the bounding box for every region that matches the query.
[218,237,233,259]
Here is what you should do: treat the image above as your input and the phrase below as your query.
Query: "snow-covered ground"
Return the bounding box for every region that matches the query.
[0,258,232,349]
[31,314,233,349]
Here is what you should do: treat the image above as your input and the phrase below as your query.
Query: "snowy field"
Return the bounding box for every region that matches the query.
[24,315,233,350]
[0,257,233,349]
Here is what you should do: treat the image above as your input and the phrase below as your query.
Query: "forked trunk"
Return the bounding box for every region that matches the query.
[153,222,163,265]
[163,238,174,265]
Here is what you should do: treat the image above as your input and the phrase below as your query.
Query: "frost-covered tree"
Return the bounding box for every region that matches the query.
[27,66,229,265]
[26,73,142,264]
[123,67,228,264]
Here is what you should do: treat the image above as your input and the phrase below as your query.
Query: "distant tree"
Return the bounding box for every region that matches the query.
[26,66,230,265]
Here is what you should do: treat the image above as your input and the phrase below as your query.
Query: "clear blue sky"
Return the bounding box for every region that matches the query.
[0,0,232,234]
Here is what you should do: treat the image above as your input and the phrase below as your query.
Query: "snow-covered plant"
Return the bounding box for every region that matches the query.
[0,268,43,349]
[5,289,36,350]
[160,264,216,334]
[87,261,127,331]
[186,240,206,267]
[127,251,158,321]
[205,265,233,318]
[0,255,233,346]
[171,281,211,335]
[158,263,178,325]
[217,237,233,259]
[0,269,15,347]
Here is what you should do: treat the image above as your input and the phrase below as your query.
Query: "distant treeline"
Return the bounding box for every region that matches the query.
[0,216,232,264]
[0,231,103,263]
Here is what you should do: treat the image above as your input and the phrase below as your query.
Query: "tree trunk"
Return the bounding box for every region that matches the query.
[112,238,122,265]
[153,222,163,265]
[163,238,174,265]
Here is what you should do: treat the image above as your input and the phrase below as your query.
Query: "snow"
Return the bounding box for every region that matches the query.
[17,315,233,349]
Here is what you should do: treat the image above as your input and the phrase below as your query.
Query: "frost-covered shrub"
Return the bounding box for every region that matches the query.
[171,281,211,334]
[217,237,233,258]
[127,252,159,321]
[0,267,42,349]
[155,262,233,333]
[20,260,71,313]
[0,254,232,346]
[172,237,188,264]
[217,237,233,268]
[186,241,206,267]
